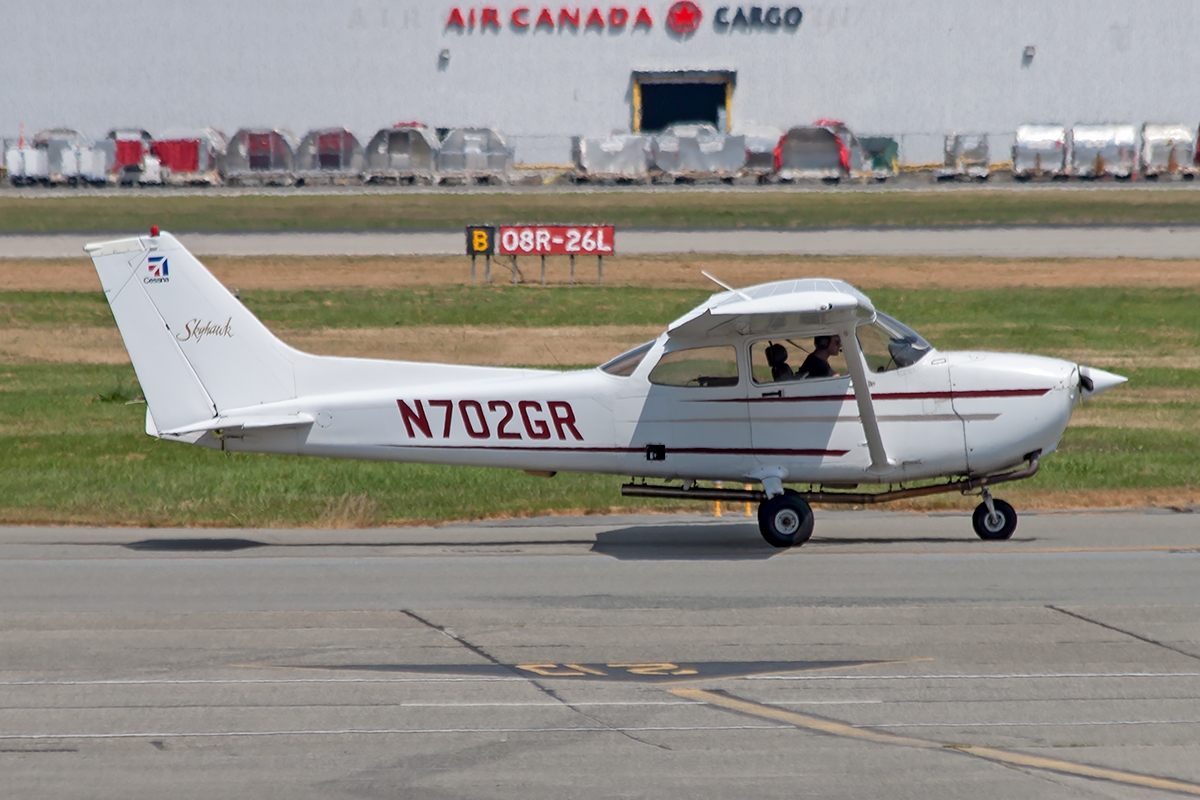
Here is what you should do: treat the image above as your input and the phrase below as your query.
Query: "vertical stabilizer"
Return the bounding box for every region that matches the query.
[86,231,298,433]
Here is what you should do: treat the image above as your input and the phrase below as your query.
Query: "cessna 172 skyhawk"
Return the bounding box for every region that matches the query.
[87,230,1126,547]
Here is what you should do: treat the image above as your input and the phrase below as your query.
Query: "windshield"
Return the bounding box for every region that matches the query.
[599,340,654,376]
[857,313,933,372]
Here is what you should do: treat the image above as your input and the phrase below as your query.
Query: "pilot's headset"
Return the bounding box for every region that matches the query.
[765,342,788,366]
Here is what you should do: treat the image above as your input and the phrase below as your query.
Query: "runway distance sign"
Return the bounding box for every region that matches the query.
[498,225,615,255]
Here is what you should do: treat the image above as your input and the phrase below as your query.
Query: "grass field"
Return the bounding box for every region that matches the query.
[1,269,1197,526]
[9,188,1200,232]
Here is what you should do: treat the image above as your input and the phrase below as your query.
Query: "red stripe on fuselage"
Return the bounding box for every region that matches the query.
[383,444,848,457]
[703,388,1053,403]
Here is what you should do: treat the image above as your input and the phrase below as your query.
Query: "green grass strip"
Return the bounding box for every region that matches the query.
[11,190,1200,232]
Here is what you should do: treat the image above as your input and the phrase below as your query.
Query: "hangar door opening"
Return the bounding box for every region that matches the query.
[633,72,734,133]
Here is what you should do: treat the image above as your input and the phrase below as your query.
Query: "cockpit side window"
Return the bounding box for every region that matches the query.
[857,313,933,373]
[648,345,739,387]
[751,339,848,384]
[600,340,654,377]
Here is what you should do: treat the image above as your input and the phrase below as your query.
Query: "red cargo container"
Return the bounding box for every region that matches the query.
[150,128,226,183]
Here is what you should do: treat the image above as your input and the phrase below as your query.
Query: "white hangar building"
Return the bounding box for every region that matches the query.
[2,0,1199,166]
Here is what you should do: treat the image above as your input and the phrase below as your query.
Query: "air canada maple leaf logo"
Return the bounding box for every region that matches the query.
[666,0,701,34]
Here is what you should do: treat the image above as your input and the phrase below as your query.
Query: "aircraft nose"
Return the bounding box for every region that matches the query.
[1079,365,1128,400]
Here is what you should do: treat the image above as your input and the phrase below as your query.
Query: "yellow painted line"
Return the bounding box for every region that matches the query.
[671,688,1200,796]
[670,688,938,749]
[955,745,1200,794]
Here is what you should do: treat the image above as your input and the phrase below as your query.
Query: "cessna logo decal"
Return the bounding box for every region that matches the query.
[144,255,169,284]
[398,399,583,441]
[176,317,234,343]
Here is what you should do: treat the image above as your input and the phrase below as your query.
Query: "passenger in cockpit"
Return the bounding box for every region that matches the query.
[765,343,797,382]
[798,335,842,379]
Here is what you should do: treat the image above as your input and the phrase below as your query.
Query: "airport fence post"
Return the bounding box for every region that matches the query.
[570,254,575,284]
[541,254,546,285]
[744,484,753,517]
[598,255,603,285]
[714,481,723,516]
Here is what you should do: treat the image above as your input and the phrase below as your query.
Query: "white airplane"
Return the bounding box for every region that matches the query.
[87,229,1126,547]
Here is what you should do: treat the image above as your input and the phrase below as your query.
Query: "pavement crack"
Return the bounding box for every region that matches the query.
[1047,606,1200,662]
[399,610,670,750]
[400,609,501,666]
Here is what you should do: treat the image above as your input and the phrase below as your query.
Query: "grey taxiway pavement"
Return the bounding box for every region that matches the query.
[7,225,1200,259]
[3,508,1200,799]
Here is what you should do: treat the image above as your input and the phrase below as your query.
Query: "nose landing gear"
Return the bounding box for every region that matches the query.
[973,487,1017,540]
[758,493,814,548]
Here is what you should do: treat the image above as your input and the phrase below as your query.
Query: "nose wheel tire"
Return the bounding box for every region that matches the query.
[758,494,815,548]
[973,498,1017,540]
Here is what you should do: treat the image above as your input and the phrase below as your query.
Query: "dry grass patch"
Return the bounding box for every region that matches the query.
[278,324,661,366]
[0,323,661,367]
[1071,403,1200,431]
[9,254,1200,292]
[1041,351,1200,369]
[317,493,381,528]
[0,325,129,365]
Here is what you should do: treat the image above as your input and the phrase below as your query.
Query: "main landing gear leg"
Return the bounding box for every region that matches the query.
[972,486,1017,541]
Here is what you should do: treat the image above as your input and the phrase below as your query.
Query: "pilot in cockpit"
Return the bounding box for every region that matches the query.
[797,335,842,379]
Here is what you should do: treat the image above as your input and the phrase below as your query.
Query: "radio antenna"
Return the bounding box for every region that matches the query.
[701,270,751,300]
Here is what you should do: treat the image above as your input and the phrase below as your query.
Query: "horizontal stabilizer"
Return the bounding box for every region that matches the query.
[160,413,315,437]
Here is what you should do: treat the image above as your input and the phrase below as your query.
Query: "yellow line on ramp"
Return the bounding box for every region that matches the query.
[670,688,1200,796]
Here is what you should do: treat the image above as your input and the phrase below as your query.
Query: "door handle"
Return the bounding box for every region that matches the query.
[761,390,782,398]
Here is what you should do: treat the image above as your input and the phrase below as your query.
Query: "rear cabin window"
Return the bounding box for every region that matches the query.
[648,345,739,387]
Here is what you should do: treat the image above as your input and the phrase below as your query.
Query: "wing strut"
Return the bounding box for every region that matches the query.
[839,325,895,473]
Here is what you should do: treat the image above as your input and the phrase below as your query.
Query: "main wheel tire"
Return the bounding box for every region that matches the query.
[758,494,815,548]
[973,499,1017,540]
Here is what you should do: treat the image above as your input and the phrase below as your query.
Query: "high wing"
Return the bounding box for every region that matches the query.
[666,278,876,340]
[667,278,894,471]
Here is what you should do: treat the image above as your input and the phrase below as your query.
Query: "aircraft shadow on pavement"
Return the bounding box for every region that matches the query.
[591,524,782,560]
[125,538,267,552]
